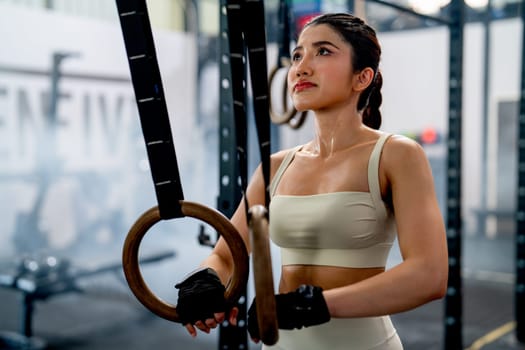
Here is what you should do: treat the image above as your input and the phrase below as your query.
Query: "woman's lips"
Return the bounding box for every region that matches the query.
[294,81,315,92]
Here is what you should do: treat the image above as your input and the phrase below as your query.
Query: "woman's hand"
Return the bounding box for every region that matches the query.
[175,267,232,337]
[183,307,239,337]
[247,285,330,341]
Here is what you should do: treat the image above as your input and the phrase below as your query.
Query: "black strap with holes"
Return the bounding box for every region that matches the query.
[225,0,271,214]
[115,0,184,219]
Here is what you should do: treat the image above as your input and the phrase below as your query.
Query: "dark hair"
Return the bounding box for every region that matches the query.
[302,13,383,129]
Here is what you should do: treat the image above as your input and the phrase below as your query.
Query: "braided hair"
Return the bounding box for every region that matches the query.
[302,13,383,129]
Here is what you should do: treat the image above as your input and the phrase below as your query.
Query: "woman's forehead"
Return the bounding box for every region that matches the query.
[297,24,346,46]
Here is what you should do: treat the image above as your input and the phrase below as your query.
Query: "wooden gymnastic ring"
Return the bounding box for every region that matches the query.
[122,201,249,323]
[248,205,278,345]
[268,65,298,125]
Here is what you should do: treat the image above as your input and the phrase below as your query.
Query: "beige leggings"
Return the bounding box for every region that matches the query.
[262,316,403,350]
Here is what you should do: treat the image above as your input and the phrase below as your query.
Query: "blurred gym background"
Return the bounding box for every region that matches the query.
[0,0,523,349]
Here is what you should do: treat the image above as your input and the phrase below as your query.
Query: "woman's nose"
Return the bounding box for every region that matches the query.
[296,69,308,76]
[295,60,311,76]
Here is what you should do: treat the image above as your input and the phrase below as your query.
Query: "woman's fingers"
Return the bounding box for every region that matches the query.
[194,320,210,333]
[184,310,239,338]
[228,307,239,326]
[186,314,227,337]
[185,323,197,338]
[214,312,226,324]
[205,318,219,328]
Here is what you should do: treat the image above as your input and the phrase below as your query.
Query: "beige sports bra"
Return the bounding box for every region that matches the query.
[269,133,396,268]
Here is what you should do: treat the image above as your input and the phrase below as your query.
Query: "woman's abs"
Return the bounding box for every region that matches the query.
[278,265,384,293]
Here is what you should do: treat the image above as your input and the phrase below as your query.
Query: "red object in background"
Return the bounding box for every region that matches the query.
[420,127,439,144]
[295,13,320,33]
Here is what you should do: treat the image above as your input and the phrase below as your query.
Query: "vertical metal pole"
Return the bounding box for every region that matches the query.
[22,294,34,337]
[515,0,525,342]
[347,0,355,12]
[444,0,465,349]
[479,0,492,236]
[217,1,247,348]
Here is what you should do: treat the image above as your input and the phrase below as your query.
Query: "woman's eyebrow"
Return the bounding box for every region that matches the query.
[312,40,340,49]
[292,40,340,54]
[291,45,302,54]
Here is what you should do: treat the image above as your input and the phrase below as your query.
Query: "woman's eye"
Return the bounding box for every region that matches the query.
[292,53,302,61]
[318,47,331,56]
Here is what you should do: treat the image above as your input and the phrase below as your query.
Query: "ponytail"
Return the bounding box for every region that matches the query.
[360,71,383,130]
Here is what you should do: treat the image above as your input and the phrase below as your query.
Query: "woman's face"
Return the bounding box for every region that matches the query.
[288,23,357,112]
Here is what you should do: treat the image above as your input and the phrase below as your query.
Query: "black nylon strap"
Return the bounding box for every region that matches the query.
[225,0,272,212]
[115,0,184,219]
[277,0,292,67]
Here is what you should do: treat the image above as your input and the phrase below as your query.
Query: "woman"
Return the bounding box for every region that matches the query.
[175,12,448,349]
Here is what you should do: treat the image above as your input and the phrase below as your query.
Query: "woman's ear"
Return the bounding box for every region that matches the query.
[353,67,375,92]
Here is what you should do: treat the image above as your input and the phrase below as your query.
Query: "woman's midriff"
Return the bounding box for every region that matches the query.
[278,265,384,293]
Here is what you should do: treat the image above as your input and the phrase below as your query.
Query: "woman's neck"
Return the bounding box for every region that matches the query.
[306,110,368,158]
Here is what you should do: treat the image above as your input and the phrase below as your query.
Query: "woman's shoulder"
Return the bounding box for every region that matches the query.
[269,145,303,173]
[382,133,430,169]
[381,132,423,151]
[270,145,303,162]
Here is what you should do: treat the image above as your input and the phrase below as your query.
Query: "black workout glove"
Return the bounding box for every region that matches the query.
[247,284,330,339]
[175,267,226,325]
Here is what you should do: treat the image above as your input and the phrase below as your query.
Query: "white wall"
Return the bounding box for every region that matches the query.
[0,3,213,272]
